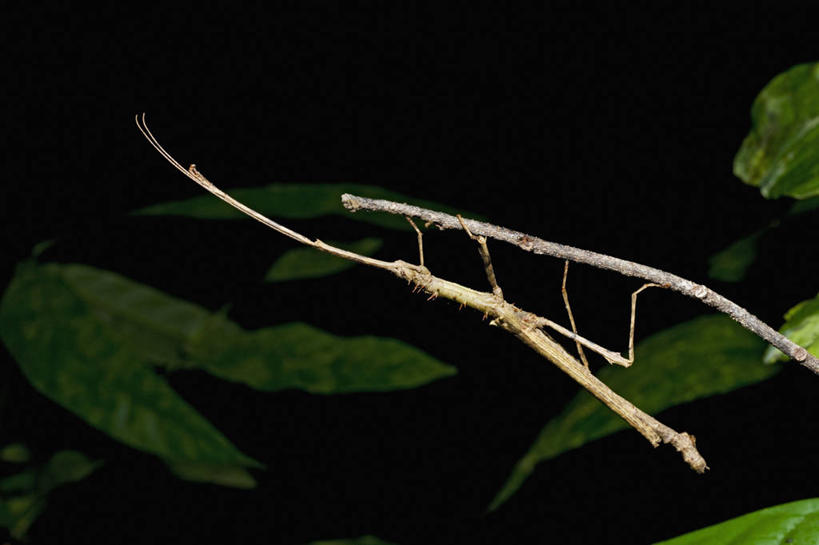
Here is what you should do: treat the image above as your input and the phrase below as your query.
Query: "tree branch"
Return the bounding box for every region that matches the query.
[341,194,819,375]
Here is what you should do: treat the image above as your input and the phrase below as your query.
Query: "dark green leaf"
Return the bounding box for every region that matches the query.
[653,497,819,544]
[2,495,43,540]
[0,444,30,464]
[189,321,456,394]
[0,470,36,494]
[0,262,260,469]
[490,315,777,511]
[306,536,398,545]
[265,238,383,282]
[31,240,55,258]
[789,195,819,215]
[166,462,257,489]
[132,183,483,230]
[0,450,101,540]
[707,231,760,282]
[24,262,455,394]
[0,451,100,496]
[0,501,13,526]
[56,262,217,369]
[764,293,819,363]
[40,451,102,492]
[734,62,819,199]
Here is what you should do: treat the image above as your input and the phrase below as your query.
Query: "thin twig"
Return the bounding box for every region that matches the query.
[341,194,819,375]
[136,114,708,473]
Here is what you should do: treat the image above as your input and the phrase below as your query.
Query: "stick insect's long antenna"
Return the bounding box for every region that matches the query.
[135,113,197,181]
[135,113,314,246]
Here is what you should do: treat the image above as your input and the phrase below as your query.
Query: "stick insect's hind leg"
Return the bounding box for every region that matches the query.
[561,261,590,369]
[405,216,425,267]
[626,283,664,364]
[456,214,503,298]
[533,275,666,368]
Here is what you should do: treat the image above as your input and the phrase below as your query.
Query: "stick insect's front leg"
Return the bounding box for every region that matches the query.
[457,214,503,298]
[405,216,426,268]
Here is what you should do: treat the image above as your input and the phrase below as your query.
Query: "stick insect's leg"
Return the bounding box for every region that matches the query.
[533,281,667,367]
[561,261,590,369]
[405,216,425,267]
[457,214,503,298]
[627,283,664,363]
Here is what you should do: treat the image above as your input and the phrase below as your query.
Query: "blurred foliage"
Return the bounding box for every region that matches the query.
[653,497,819,544]
[734,62,819,199]
[707,230,762,282]
[0,448,101,540]
[789,195,819,215]
[0,260,455,495]
[764,293,819,364]
[166,462,257,489]
[265,238,383,282]
[0,444,30,464]
[190,320,456,393]
[712,64,819,282]
[0,261,262,475]
[713,62,819,281]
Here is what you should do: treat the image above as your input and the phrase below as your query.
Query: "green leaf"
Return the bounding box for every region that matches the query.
[0,444,30,464]
[789,195,819,215]
[166,462,257,489]
[265,238,383,282]
[490,315,778,511]
[0,450,101,540]
[20,262,455,394]
[306,536,398,545]
[0,470,37,494]
[39,451,102,492]
[31,239,55,258]
[708,231,761,282]
[0,262,260,469]
[189,321,456,394]
[132,183,482,231]
[0,500,13,526]
[653,497,819,544]
[55,262,218,370]
[2,494,44,540]
[763,293,819,363]
[734,62,819,199]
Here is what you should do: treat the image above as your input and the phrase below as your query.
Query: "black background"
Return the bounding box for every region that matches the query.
[2,4,818,544]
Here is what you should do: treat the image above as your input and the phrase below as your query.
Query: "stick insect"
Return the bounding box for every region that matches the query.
[135,112,709,473]
[134,113,661,371]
